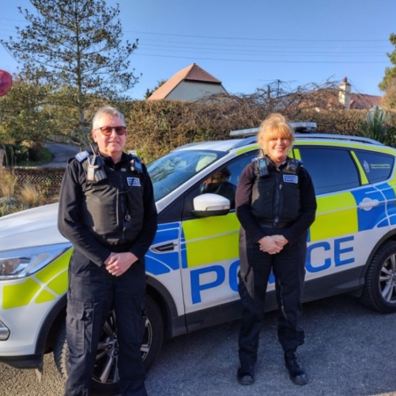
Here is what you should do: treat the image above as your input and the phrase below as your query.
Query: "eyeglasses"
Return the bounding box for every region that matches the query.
[96,126,127,136]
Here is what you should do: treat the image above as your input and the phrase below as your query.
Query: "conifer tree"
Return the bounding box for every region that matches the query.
[2,0,139,140]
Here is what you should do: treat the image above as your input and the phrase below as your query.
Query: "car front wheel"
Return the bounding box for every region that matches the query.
[53,295,164,393]
[362,241,396,313]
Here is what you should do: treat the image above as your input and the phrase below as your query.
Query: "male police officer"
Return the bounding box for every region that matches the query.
[58,106,157,395]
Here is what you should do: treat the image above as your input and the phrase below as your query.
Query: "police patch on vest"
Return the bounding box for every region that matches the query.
[283,174,298,184]
[127,177,141,187]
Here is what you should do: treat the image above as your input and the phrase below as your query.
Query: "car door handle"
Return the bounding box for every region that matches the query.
[358,197,380,211]
[152,242,177,252]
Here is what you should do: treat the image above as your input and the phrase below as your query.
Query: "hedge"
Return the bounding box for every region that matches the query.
[125,98,396,162]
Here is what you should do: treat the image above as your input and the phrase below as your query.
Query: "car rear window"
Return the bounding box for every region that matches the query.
[354,150,394,184]
[298,146,360,194]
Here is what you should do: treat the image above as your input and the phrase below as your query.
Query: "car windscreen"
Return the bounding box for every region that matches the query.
[147,149,223,201]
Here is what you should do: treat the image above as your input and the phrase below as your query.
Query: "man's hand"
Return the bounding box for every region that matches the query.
[105,252,139,276]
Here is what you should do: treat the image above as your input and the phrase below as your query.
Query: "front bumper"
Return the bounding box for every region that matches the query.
[0,319,10,340]
[0,354,43,369]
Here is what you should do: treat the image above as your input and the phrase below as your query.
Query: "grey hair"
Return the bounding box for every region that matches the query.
[92,106,126,129]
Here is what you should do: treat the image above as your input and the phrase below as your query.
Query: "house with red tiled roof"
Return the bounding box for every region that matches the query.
[349,93,382,109]
[282,77,382,112]
[338,77,381,109]
[147,63,227,101]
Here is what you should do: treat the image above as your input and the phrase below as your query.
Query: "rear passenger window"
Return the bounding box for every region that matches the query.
[354,150,394,184]
[299,147,360,194]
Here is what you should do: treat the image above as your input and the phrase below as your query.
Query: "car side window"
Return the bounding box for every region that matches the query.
[182,151,257,219]
[298,146,360,195]
[354,150,394,184]
[222,152,258,192]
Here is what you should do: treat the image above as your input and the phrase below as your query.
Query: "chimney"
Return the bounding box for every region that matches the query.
[339,77,351,110]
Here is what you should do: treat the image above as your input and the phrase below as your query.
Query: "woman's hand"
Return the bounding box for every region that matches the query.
[258,236,281,254]
[272,234,288,248]
[258,235,288,254]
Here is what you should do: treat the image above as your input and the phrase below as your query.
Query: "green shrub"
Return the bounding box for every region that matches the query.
[125,99,396,161]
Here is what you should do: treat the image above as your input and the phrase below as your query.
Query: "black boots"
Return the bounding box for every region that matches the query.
[236,367,255,385]
[237,352,308,386]
[284,351,308,385]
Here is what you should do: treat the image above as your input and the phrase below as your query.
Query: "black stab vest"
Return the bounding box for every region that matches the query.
[251,157,301,226]
[81,154,144,247]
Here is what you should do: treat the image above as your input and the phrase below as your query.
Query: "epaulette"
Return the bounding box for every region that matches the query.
[284,158,301,174]
[75,150,90,163]
[251,155,260,163]
[127,151,143,174]
[253,156,269,177]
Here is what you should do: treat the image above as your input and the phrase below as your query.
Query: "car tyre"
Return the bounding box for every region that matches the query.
[361,241,396,313]
[53,323,68,380]
[53,295,164,393]
[141,294,164,370]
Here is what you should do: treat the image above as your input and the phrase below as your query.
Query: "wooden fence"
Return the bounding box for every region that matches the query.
[12,167,65,198]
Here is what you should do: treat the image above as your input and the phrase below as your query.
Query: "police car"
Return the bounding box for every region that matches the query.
[1,128,396,393]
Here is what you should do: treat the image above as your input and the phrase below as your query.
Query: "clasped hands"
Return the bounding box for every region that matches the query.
[104,252,138,277]
[258,235,288,255]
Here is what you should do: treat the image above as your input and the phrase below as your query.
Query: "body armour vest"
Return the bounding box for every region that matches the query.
[250,156,301,225]
[80,153,144,247]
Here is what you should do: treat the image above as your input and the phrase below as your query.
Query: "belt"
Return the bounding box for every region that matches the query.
[258,221,290,229]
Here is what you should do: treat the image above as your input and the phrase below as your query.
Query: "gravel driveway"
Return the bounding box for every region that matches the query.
[1,295,396,396]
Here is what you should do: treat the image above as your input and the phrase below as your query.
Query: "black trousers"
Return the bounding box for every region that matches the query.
[65,250,147,396]
[238,234,306,372]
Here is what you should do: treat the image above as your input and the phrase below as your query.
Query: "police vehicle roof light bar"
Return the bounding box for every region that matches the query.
[230,122,317,137]
[230,123,382,147]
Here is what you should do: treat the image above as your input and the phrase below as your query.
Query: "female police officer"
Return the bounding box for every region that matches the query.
[235,113,316,386]
[58,106,157,395]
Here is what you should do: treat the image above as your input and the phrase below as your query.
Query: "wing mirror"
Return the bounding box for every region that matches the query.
[192,193,230,217]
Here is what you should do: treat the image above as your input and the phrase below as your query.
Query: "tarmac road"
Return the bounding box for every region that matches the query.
[42,142,80,168]
[1,294,396,396]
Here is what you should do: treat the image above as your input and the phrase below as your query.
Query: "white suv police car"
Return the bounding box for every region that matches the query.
[1,130,396,393]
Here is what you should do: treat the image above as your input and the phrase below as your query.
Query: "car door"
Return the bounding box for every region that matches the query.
[180,151,256,315]
[295,145,369,295]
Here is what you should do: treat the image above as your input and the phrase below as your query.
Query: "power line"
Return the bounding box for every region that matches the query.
[0,16,390,44]
[125,29,388,43]
[134,52,387,64]
[140,43,386,56]
[138,40,389,52]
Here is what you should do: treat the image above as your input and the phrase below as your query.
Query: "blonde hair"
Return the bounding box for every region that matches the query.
[257,113,294,153]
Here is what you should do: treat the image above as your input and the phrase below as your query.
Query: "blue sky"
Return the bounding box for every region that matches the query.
[1,0,395,99]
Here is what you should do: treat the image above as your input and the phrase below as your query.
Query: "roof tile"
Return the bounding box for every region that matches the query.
[147,63,221,100]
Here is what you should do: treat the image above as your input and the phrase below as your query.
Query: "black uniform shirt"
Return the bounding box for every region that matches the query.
[58,152,157,266]
[236,158,317,245]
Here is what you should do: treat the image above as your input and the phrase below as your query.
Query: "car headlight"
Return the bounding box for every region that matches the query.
[0,243,71,280]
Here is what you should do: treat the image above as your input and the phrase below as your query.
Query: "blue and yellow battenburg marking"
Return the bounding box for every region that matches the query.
[145,222,184,275]
[145,215,241,275]
[1,249,71,310]
[145,182,396,276]
[352,182,396,230]
[181,213,239,268]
